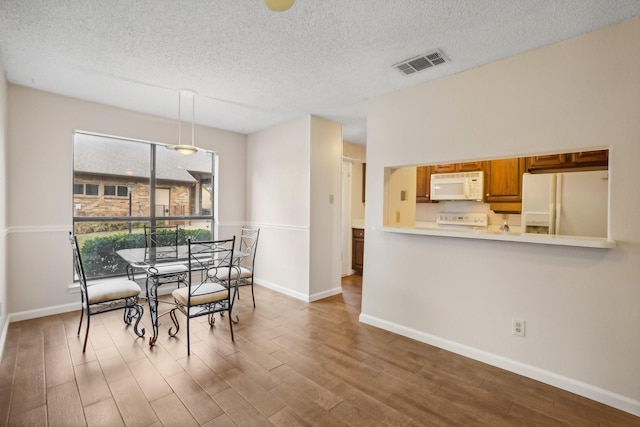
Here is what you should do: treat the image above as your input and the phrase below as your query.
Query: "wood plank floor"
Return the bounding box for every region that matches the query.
[0,275,637,426]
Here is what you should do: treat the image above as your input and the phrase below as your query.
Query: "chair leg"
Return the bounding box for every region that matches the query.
[250,282,256,308]
[228,308,235,342]
[131,304,146,338]
[82,313,91,353]
[168,308,180,337]
[186,315,191,356]
[77,307,84,337]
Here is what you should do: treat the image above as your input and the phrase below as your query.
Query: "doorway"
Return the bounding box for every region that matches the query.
[155,188,170,216]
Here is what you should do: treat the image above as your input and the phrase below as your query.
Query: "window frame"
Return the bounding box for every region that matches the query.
[103,184,130,198]
[72,130,217,280]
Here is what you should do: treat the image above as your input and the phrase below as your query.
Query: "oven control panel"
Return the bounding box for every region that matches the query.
[437,213,488,228]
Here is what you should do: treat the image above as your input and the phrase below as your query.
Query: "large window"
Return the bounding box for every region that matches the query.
[73,131,216,279]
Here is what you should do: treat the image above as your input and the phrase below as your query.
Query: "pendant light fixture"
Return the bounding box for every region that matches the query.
[167,89,199,155]
[264,0,295,12]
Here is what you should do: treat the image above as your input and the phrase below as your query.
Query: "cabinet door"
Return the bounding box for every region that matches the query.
[352,228,364,271]
[432,161,484,173]
[485,158,525,203]
[416,166,431,202]
[457,161,484,172]
[570,150,608,165]
[526,154,568,170]
[431,164,456,173]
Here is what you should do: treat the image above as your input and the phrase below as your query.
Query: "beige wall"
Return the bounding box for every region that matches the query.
[246,116,312,299]
[309,116,342,297]
[363,18,640,413]
[6,86,247,315]
[246,115,342,301]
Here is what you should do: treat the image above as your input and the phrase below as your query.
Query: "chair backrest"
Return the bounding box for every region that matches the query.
[187,237,236,298]
[238,226,260,269]
[69,232,89,300]
[144,225,179,262]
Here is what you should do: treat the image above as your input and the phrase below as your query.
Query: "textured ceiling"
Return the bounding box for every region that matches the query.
[1,1,639,144]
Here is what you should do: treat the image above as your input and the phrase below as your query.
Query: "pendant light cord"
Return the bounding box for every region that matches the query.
[191,92,195,147]
[178,91,182,146]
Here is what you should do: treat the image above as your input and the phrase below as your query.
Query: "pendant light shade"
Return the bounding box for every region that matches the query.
[167,90,199,155]
[264,0,295,12]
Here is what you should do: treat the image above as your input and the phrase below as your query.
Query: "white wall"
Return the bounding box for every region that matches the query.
[246,116,311,300]
[309,116,342,298]
[7,86,247,316]
[362,18,640,414]
[246,115,342,301]
[0,60,8,345]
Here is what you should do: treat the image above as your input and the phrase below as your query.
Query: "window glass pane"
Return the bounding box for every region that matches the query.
[74,133,150,217]
[73,221,148,279]
[85,184,99,196]
[104,185,116,196]
[73,183,84,194]
[117,186,129,197]
[155,147,214,238]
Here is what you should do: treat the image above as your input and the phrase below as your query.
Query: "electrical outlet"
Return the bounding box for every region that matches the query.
[512,319,525,337]
[395,210,400,222]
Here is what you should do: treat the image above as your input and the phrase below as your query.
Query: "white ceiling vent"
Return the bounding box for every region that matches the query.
[394,49,448,75]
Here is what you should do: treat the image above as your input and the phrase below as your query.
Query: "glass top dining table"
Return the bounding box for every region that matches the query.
[116,244,247,346]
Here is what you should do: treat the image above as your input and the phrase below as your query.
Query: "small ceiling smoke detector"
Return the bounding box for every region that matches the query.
[394,49,448,75]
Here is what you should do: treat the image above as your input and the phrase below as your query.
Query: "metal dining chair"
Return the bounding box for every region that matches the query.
[142,225,189,285]
[69,232,145,352]
[207,226,260,307]
[142,224,189,345]
[168,237,237,355]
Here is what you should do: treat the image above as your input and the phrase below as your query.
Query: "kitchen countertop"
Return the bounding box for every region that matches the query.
[380,223,615,249]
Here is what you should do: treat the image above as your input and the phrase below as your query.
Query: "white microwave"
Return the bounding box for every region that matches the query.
[430,171,484,201]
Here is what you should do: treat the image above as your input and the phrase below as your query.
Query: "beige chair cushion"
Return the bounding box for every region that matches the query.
[208,266,252,281]
[87,279,142,305]
[172,282,228,306]
[148,264,188,275]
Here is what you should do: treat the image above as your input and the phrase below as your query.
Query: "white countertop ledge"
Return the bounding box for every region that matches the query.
[379,226,616,249]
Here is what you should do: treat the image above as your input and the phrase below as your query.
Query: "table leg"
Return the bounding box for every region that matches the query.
[145,277,160,346]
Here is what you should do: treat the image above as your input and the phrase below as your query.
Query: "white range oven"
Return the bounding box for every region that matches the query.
[436,212,488,230]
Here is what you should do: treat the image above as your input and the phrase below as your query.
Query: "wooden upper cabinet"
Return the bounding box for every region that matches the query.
[457,161,485,172]
[484,158,526,203]
[570,150,608,165]
[431,163,457,173]
[432,161,484,173]
[526,150,608,171]
[416,166,431,202]
[525,154,568,170]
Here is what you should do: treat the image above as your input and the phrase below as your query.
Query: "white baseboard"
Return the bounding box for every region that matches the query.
[10,302,80,323]
[309,287,342,302]
[254,279,342,303]
[254,279,311,302]
[359,313,640,417]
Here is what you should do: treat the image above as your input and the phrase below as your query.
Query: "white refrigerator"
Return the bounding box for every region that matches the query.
[520,170,608,237]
